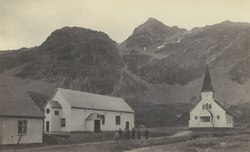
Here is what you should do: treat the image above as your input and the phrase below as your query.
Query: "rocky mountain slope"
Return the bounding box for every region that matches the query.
[121,19,250,105]
[120,17,186,54]
[1,18,250,126]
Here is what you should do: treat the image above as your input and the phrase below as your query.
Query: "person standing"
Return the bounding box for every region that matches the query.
[127,128,130,140]
[137,128,141,139]
[144,128,149,140]
[115,130,119,141]
[118,128,123,140]
[131,128,136,139]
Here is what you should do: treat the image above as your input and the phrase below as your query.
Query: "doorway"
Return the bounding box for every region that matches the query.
[94,120,101,132]
[126,121,129,130]
[46,121,50,132]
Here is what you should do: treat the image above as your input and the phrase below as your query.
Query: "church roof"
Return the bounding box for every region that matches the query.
[201,64,214,92]
[214,100,232,116]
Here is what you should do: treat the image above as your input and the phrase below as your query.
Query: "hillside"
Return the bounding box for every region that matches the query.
[120,17,187,54]
[121,19,250,105]
[1,19,250,127]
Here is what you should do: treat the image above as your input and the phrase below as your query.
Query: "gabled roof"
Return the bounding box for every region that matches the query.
[53,88,135,113]
[201,64,214,92]
[86,113,100,120]
[214,100,232,116]
[49,101,62,108]
[0,86,44,118]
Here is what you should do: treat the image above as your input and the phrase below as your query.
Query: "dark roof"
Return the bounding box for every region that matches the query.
[0,82,44,118]
[201,64,214,92]
[214,100,232,116]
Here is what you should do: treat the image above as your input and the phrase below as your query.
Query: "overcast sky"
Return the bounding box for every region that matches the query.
[1,0,250,50]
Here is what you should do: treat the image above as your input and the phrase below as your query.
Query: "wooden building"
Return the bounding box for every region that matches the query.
[44,88,135,133]
[0,88,44,145]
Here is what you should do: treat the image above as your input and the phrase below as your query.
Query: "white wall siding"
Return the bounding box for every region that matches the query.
[0,117,43,145]
[45,89,135,132]
[51,91,71,132]
[69,108,134,132]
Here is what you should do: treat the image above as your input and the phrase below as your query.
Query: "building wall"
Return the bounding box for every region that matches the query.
[68,108,134,132]
[189,91,233,128]
[45,107,134,132]
[45,91,72,132]
[44,103,62,132]
[0,117,43,145]
[45,90,135,132]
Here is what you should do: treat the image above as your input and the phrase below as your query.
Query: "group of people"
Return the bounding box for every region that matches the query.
[115,127,149,141]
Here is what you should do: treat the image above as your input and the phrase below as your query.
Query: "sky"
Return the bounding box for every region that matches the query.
[1,0,250,50]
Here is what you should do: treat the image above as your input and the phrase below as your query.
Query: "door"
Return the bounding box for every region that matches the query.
[126,121,129,130]
[46,121,50,132]
[94,120,101,132]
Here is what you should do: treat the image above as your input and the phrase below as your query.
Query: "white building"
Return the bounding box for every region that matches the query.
[44,88,135,133]
[189,65,233,128]
[0,88,44,145]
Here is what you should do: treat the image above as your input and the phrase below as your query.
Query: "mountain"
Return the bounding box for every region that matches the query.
[0,26,150,108]
[1,19,250,127]
[121,20,250,105]
[120,17,186,54]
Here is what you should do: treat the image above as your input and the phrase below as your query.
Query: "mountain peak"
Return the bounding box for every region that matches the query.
[145,17,163,24]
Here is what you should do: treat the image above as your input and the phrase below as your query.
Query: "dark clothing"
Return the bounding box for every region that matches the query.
[118,129,123,140]
[131,129,136,139]
[137,131,141,139]
[145,130,149,140]
[127,129,130,140]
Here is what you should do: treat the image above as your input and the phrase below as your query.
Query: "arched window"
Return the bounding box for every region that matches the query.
[205,103,209,109]
[217,115,220,119]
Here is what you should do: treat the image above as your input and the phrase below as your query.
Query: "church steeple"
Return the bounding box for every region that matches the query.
[201,64,214,92]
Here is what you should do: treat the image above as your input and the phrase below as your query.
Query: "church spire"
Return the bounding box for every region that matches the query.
[201,64,214,92]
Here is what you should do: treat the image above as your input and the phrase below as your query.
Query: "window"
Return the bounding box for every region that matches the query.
[203,103,212,110]
[205,103,209,109]
[46,109,50,114]
[98,115,105,125]
[115,116,121,125]
[200,116,210,122]
[217,115,220,119]
[195,115,198,120]
[61,118,66,127]
[18,120,28,135]
[54,111,59,115]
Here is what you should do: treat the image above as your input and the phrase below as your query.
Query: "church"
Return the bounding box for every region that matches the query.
[189,65,233,128]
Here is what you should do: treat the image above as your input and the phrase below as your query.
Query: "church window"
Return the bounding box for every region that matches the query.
[200,116,210,122]
[217,115,220,119]
[203,103,212,110]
